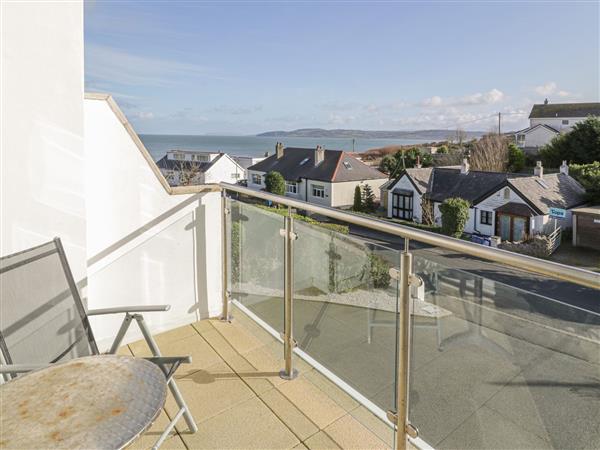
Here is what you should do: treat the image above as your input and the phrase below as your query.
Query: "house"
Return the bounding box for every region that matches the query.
[232,155,267,173]
[384,159,586,242]
[156,150,245,186]
[247,143,388,208]
[515,100,600,152]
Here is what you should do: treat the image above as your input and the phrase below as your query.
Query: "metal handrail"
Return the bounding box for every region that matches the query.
[220,182,599,290]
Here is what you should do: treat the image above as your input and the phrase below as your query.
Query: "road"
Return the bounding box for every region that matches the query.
[348,224,600,314]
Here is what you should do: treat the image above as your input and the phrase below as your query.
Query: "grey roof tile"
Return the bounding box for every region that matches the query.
[529,102,600,119]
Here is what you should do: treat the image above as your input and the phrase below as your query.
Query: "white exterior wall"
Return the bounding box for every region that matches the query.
[331,179,387,208]
[386,176,422,221]
[203,155,245,184]
[1,2,86,282]
[85,98,222,347]
[247,169,265,190]
[530,116,588,132]
[520,126,559,148]
[306,181,333,207]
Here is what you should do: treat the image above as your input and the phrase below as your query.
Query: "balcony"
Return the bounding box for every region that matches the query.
[122,312,403,450]
[81,178,598,450]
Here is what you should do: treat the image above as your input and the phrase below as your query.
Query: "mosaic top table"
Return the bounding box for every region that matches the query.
[0,355,167,449]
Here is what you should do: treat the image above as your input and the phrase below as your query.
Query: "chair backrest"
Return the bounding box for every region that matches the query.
[0,238,98,370]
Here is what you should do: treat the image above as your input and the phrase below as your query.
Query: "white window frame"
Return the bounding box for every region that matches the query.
[285,181,297,194]
[312,184,325,198]
[503,187,510,200]
[252,174,262,185]
[562,119,569,125]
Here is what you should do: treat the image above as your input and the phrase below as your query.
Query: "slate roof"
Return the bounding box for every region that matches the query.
[404,167,433,194]
[156,153,224,172]
[529,102,600,119]
[507,173,586,214]
[427,168,515,203]
[495,202,536,217]
[248,147,387,183]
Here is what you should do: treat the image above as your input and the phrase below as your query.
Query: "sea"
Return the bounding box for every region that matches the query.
[140,134,432,161]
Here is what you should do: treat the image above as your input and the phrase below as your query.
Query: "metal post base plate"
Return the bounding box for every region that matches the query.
[279,369,298,380]
[219,315,234,323]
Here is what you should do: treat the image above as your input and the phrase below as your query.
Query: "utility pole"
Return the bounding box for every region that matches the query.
[498,112,501,135]
[352,138,355,152]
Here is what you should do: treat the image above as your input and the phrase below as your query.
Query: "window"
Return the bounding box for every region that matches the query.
[503,187,510,200]
[392,193,413,220]
[562,119,569,125]
[173,153,185,160]
[285,181,297,194]
[343,161,352,170]
[252,174,262,185]
[517,134,525,144]
[312,184,325,198]
[299,158,309,165]
[480,210,492,225]
[231,173,241,179]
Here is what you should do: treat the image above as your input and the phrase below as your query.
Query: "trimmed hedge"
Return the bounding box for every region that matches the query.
[255,204,350,234]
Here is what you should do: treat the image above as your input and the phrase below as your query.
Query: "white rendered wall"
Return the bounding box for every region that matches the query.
[331,179,387,208]
[203,155,244,184]
[386,176,422,221]
[530,116,587,132]
[523,126,559,148]
[84,98,222,347]
[0,2,86,282]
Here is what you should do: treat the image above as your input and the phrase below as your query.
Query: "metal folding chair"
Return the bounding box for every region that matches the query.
[0,238,197,449]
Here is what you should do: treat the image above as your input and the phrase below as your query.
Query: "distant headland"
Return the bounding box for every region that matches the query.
[256,128,485,140]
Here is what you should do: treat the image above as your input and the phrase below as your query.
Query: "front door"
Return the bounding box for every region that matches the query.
[496,213,529,242]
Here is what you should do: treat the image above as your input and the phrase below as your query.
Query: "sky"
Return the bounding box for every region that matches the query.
[84,1,600,135]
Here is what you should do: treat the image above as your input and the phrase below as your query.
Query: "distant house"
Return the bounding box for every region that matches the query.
[247,143,388,208]
[232,155,267,173]
[156,150,245,186]
[515,100,600,153]
[384,159,586,242]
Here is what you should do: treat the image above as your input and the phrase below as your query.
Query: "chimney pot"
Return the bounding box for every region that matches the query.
[534,161,544,178]
[460,158,470,174]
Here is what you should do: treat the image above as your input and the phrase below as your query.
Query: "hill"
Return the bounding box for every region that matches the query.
[257,128,485,140]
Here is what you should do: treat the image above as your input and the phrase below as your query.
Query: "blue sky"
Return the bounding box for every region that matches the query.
[84,1,599,135]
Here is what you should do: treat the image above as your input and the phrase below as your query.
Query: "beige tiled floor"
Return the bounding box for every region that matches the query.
[124,306,399,450]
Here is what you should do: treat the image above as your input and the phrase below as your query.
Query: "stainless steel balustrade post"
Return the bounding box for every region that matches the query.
[394,238,418,450]
[280,207,298,380]
[220,191,233,322]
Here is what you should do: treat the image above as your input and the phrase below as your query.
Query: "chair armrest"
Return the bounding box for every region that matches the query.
[87,305,171,316]
[0,364,50,374]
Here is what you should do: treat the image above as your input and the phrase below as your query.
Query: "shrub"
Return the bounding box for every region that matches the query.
[255,205,350,234]
[264,171,285,195]
[362,184,376,212]
[508,143,526,172]
[353,185,363,211]
[366,253,391,289]
[379,154,397,174]
[439,197,470,238]
[539,116,600,166]
[569,162,600,203]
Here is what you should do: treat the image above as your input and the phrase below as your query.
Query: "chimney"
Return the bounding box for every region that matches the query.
[415,155,422,169]
[560,160,569,176]
[544,98,549,105]
[276,142,284,159]
[534,161,544,178]
[315,145,325,166]
[460,158,470,175]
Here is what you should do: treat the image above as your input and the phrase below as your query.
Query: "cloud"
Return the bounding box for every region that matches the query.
[132,111,154,120]
[208,105,263,115]
[421,89,505,108]
[85,43,223,87]
[422,96,443,107]
[535,81,558,96]
[328,113,356,125]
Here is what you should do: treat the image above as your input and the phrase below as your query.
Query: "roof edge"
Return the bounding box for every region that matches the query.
[85,92,221,195]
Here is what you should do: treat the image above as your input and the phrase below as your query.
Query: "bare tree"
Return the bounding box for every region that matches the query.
[455,128,467,148]
[421,197,435,225]
[470,133,509,172]
[173,161,202,186]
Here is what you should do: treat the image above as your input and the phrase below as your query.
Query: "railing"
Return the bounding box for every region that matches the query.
[219,182,599,450]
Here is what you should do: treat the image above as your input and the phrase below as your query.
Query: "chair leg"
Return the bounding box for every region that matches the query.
[134,314,198,433]
[152,407,186,450]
